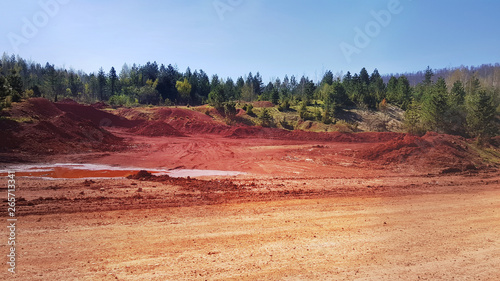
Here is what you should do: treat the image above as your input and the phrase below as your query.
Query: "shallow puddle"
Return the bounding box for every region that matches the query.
[0,163,245,179]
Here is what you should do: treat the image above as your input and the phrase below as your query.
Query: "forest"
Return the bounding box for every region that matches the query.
[0,53,499,143]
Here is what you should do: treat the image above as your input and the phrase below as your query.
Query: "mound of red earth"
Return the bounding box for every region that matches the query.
[0,98,124,156]
[114,107,231,135]
[54,101,142,128]
[127,170,241,192]
[91,101,109,109]
[359,132,481,172]
[113,107,150,121]
[153,108,230,134]
[57,98,80,104]
[128,120,185,137]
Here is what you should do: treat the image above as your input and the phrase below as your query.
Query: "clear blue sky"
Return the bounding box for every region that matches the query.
[1,0,500,82]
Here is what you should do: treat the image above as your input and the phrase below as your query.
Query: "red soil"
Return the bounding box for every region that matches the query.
[0,98,125,155]
[2,100,499,281]
[90,101,109,109]
[128,120,185,137]
[57,98,79,104]
[154,107,214,122]
[359,132,480,171]
[153,108,231,134]
[1,99,494,175]
[127,170,240,192]
[54,101,142,128]
[0,167,139,178]
[8,97,63,119]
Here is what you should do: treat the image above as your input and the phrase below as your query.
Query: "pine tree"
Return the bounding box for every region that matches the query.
[421,78,448,132]
[465,89,497,143]
[424,66,434,86]
[258,108,273,127]
[450,80,466,106]
[208,84,225,109]
[97,67,107,100]
[404,99,425,135]
[396,75,411,109]
[109,67,118,97]
[0,68,13,108]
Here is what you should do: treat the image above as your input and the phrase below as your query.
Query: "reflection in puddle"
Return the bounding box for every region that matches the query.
[0,163,245,179]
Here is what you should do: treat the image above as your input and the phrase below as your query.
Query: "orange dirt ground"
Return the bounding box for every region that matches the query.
[0,99,499,280]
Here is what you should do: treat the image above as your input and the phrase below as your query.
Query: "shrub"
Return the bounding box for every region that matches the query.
[322,108,333,124]
[277,99,290,112]
[299,101,315,121]
[279,116,294,130]
[245,104,255,116]
[258,108,274,127]
[224,102,237,119]
[314,108,322,121]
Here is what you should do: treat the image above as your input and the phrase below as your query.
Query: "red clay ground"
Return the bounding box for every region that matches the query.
[0,98,499,280]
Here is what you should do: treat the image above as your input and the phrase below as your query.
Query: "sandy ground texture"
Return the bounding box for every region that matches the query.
[0,174,499,280]
[1,99,499,280]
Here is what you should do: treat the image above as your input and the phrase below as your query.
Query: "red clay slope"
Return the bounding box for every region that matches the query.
[0,98,125,155]
[154,108,230,134]
[358,132,481,172]
[128,120,185,137]
[54,101,143,128]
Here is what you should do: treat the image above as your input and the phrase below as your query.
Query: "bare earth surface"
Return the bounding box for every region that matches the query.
[1,174,499,280]
[1,100,499,280]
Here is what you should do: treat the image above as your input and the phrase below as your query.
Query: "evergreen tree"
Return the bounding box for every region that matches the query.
[370,69,386,102]
[211,74,220,91]
[0,67,13,108]
[258,107,273,127]
[404,98,425,135]
[97,67,107,100]
[465,89,497,143]
[198,69,211,99]
[397,75,411,109]
[424,66,434,86]
[188,70,200,104]
[253,72,263,96]
[386,76,398,103]
[224,78,236,101]
[262,82,274,101]
[44,63,65,102]
[359,67,370,86]
[8,67,23,95]
[321,70,334,85]
[208,84,225,109]
[450,80,466,106]
[271,88,280,105]
[235,76,244,101]
[109,67,118,97]
[421,78,448,132]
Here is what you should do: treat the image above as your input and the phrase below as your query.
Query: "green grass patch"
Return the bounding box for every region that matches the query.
[469,143,500,165]
[6,116,38,123]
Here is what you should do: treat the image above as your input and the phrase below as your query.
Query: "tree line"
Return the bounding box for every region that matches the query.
[0,53,498,142]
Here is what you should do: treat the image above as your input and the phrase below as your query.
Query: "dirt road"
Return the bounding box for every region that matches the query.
[2,176,499,280]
